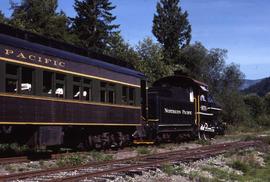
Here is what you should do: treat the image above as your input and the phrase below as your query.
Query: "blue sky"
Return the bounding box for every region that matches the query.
[1,0,270,79]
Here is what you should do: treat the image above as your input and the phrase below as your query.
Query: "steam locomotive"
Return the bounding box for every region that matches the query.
[0,23,223,149]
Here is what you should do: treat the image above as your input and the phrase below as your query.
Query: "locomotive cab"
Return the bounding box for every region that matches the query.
[146,75,222,141]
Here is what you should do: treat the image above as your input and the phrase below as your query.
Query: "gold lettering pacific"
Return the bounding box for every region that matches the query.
[3,48,66,68]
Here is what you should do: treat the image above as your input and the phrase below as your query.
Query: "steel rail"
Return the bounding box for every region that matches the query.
[0,140,260,181]
[58,141,259,182]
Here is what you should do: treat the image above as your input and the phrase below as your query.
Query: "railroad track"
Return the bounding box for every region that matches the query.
[0,152,88,165]
[0,156,30,165]
[0,140,261,182]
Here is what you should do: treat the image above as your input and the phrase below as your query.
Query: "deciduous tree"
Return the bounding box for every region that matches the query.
[136,37,173,83]
[104,32,138,67]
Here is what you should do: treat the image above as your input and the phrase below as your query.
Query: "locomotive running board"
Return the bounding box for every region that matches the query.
[133,140,155,145]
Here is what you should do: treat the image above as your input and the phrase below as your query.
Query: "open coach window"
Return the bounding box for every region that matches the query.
[5,64,18,93]
[100,82,115,104]
[82,78,91,101]
[129,87,135,105]
[108,83,116,104]
[122,86,127,103]
[43,71,53,96]
[5,63,34,94]
[100,82,107,102]
[121,86,136,105]
[42,71,66,98]
[55,73,65,98]
[21,67,34,94]
[73,76,92,101]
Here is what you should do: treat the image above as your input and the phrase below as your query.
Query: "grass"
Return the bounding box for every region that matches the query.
[259,135,270,145]
[89,150,113,162]
[225,123,270,137]
[230,160,249,173]
[235,152,270,181]
[195,139,211,146]
[56,153,87,167]
[136,146,151,155]
[189,171,213,182]
[191,149,269,182]
[0,143,30,155]
[5,164,17,172]
[56,150,113,167]
[217,149,270,181]
[161,163,184,176]
[202,166,239,181]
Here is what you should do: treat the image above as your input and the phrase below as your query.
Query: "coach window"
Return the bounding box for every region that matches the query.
[73,77,92,101]
[128,87,135,105]
[55,73,65,98]
[73,85,80,100]
[100,82,115,103]
[108,83,115,104]
[82,78,92,101]
[73,76,81,100]
[43,71,53,95]
[122,86,127,103]
[100,82,106,102]
[21,67,34,95]
[5,64,18,93]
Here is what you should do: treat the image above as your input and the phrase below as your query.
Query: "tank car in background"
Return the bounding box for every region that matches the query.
[142,73,223,142]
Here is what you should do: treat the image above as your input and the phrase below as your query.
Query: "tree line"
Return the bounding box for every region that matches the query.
[0,0,268,128]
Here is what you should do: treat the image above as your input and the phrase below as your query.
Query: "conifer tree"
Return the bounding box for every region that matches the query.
[72,0,120,52]
[152,0,191,64]
[0,10,7,23]
[9,0,70,41]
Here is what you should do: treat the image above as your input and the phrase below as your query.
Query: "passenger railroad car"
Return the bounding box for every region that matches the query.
[0,23,146,148]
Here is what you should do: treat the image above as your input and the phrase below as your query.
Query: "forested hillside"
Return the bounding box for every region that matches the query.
[240,79,262,90]
[243,77,270,96]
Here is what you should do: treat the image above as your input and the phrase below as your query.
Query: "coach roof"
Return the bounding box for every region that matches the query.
[0,23,145,79]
